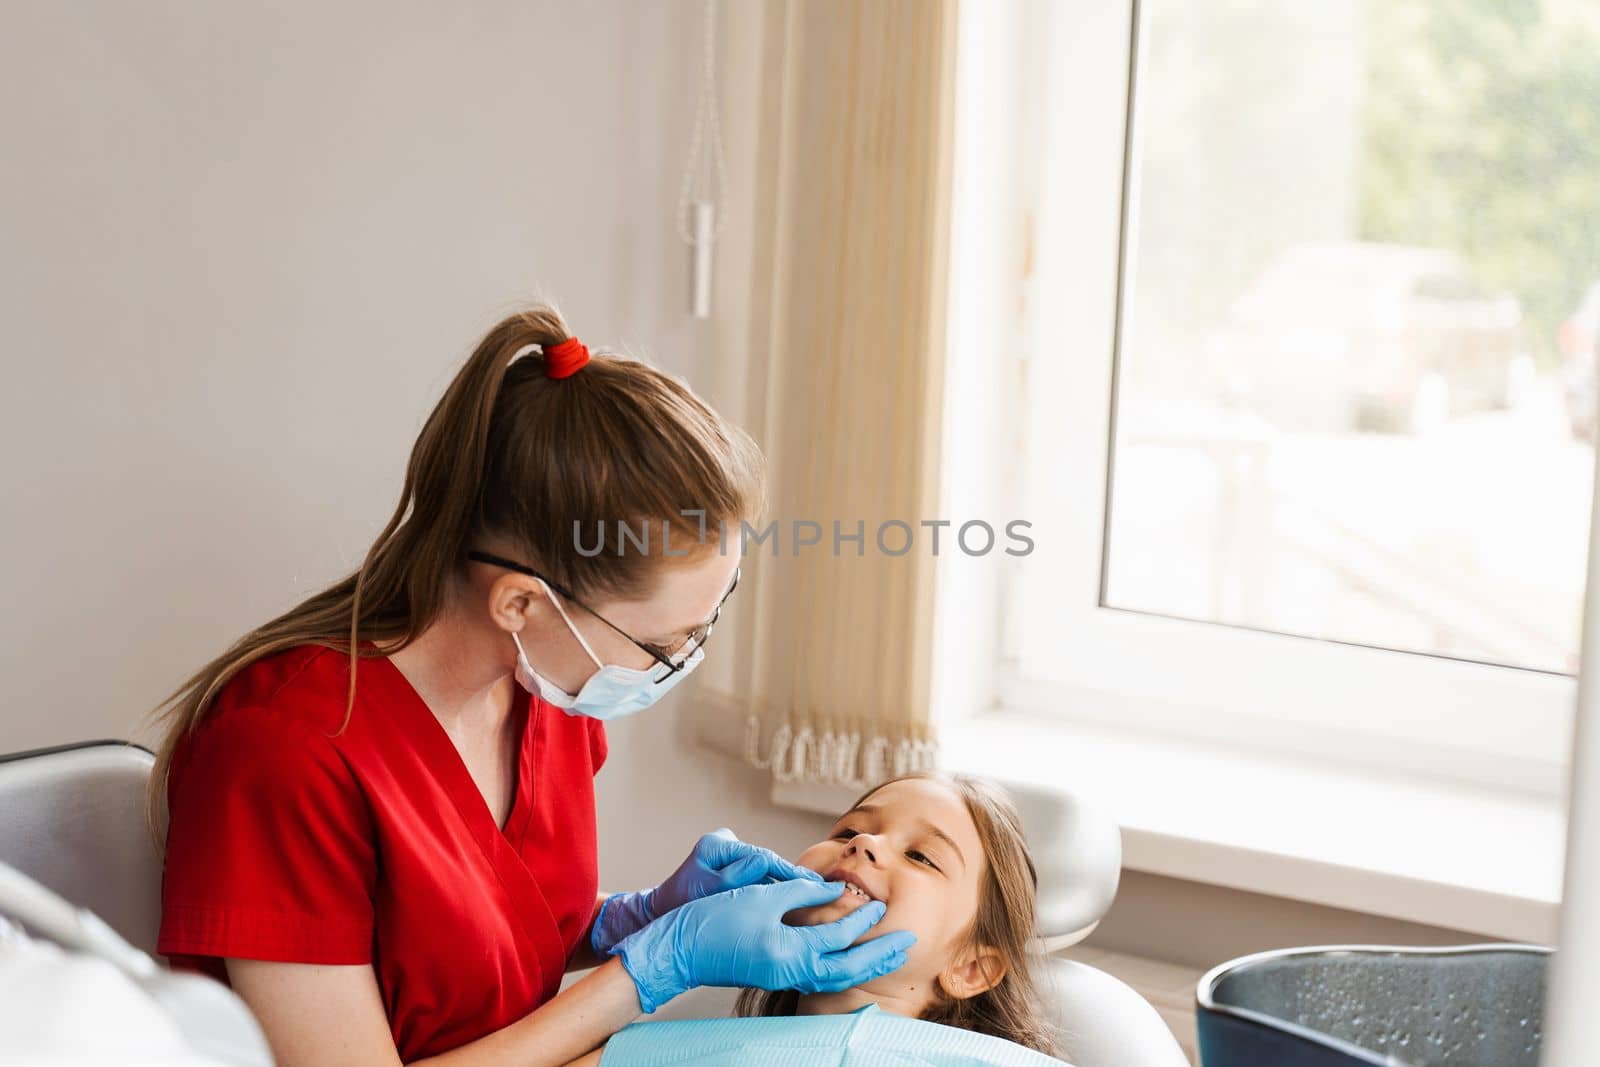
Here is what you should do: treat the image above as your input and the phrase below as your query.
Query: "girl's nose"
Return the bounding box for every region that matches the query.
[845,835,881,864]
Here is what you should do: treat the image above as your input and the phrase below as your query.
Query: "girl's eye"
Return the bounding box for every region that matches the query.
[831,829,940,870]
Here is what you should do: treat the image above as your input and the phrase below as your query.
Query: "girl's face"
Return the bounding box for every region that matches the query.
[786,777,997,1007]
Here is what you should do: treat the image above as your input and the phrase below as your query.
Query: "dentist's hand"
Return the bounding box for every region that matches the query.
[612,877,917,1013]
[591,828,822,956]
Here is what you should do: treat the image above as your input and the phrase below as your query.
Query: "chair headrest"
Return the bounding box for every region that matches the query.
[0,741,160,954]
[995,777,1122,950]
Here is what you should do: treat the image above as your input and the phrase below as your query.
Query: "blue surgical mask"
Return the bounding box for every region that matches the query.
[510,580,703,721]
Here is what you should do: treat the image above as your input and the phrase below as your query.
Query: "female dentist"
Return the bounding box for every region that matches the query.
[149,306,914,1066]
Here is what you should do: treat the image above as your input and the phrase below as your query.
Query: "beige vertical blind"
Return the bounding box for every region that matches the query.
[713,0,957,787]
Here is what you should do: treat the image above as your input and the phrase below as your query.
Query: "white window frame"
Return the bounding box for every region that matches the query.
[935,0,1576,801]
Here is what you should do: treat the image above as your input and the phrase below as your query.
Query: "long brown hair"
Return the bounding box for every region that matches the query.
[144,303,763,836]
[736,771,1058,1056]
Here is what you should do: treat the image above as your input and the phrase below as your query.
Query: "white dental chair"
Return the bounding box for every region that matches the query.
[0,740,164,954]
[651,778,1192,1067]
[0,740,272,1065]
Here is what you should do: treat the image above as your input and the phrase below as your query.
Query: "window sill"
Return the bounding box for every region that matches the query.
[773,710,1566,943]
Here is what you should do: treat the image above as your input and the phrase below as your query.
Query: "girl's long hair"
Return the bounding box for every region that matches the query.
[735,771,1058,1056]
[144,303,763,838]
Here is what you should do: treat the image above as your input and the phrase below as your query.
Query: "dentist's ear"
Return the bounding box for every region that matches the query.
[938,944,1007,1000]
[484,569,551,633]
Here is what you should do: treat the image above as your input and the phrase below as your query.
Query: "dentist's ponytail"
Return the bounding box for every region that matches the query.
[145,302,763,839]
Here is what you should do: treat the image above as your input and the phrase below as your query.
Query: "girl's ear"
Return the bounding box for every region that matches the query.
[938,944,1007,1000]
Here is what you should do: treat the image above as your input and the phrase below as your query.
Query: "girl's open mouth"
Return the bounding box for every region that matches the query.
[825,868,882,903]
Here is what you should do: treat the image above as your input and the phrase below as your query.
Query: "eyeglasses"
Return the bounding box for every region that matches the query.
[467,550,739,681]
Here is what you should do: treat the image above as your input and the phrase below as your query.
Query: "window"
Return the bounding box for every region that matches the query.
[974,0,1600,795]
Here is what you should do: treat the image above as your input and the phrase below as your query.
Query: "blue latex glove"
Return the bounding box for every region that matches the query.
[591,828,822,956]
[612,877,917,1013]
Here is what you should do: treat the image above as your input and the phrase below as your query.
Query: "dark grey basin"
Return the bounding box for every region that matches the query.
[1196,944,1551,1066]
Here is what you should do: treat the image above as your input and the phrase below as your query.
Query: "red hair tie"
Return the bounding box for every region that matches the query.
[543,336,590,379]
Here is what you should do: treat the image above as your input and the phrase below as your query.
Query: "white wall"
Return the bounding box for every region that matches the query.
[0,0,688,757]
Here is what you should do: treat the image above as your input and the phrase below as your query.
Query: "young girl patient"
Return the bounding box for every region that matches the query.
[583,771,1063,1064]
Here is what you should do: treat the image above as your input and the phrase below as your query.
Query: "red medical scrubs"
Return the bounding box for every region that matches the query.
[157,642,607,1062]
